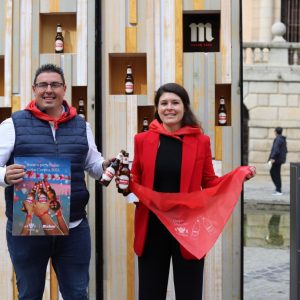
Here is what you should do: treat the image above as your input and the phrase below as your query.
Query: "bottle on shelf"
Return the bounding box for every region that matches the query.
[117,152,130,196]
[142,117,149,132]
[218,96,227,126]
[55,23,64,53]
[125,65,134,95]
[77,98,86,119]
[100,150,125,187]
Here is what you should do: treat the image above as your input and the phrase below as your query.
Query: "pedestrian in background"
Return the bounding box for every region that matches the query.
[268,127,287,196]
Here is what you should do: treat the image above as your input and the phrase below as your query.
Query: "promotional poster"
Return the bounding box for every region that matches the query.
[13,157,71,236]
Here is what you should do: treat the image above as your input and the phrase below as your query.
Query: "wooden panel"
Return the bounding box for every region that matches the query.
[125,27,137,53]
[40,0,77,13]
[20,0,32,109]
[12,0,20,94]
[221,0,232,83]
[4,0,12,107]
[175,0,183,85]
[61,54,72,104]
[40,14,77,54]
[0,0,5,55]
[126,95,137,300]
[215,125,222,160]
[76,0,88,86]
[161,1,176,83]
[12,95,21,112]
[32,0,40,86]
[136,0,155,103]
[129,0,137,24]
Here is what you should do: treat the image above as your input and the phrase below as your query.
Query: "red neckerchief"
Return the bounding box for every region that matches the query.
[130,166,252,259]
[25,100,77,130]
[149,119,201,141]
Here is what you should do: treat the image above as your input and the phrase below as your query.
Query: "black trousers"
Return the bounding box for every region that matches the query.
[138,213,204,300]
[270,163,282,192]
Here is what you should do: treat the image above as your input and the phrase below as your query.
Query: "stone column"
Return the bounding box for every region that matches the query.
[259,0,273,42]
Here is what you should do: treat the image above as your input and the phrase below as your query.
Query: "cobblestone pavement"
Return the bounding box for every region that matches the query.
[243,176,290,300]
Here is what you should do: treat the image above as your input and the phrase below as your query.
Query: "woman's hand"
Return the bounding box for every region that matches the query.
[5,164,26,185]
[246,166,256,180]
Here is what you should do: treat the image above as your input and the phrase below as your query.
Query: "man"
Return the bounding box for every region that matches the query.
[0,64,109,299]
[268,127,287,196]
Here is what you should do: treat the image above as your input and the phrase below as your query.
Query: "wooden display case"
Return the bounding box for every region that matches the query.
[215,84,231,126]
[0,56,4,96]
[137,105,154,133]
[72,86,87,119]
[40,13,77,54]
[109,53,147,95]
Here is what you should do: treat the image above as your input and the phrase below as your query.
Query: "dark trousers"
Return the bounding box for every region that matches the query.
[270,163,282,192]
[6,218,91,300]
[138,213,204,300]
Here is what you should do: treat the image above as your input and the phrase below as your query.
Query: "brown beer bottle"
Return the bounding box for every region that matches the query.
[125,65,134,95]
[118,152,130,196]
[142,117,149,132]
[218,96,227,126]
[77,98,86,119]
[21,182,38,212]
[100,151,124,186]
[55,23,64,53]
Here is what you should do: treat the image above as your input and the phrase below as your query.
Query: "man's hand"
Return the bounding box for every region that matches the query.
[5,164,26,185]
[102,158,114,171]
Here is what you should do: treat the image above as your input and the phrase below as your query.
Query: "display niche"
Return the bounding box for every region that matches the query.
[72,86,87,120]
[215,84,231,126]
[40,13,77,54]
[109,53,147,95]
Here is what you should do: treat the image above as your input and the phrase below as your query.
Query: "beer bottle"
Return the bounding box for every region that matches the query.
[43,179,61,211]
[100,151,124,187]
[55,23,64,53]
[118,152,130,196]
[218,96,227,126]
[142,117,149,132]
[125,65,134,95]
[21,182,38,212]
[77,98,86,119]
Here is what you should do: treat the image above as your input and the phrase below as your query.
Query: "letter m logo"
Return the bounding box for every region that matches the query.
[189,23,214,42]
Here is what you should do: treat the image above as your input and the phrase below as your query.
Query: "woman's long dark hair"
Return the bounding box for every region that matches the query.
[154,83,201,128]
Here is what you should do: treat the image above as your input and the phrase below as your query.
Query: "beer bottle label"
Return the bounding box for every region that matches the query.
[218,113,227,125]
[125,82,133,93]
[102,166,115,181]
[55,40,64,51]
[118,174,129,189]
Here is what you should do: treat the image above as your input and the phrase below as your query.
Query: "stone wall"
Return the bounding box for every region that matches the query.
[243,65,300,177]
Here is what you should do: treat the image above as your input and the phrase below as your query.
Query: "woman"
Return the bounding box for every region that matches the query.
[129,83,255,300]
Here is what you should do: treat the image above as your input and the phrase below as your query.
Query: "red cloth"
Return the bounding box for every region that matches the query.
[130,166,251,260]
[25,100,77,130]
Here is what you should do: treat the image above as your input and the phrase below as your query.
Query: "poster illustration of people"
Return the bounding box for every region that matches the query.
[13,157,71,236]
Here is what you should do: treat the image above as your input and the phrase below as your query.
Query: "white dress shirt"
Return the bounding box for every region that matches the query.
[0,116,105,228]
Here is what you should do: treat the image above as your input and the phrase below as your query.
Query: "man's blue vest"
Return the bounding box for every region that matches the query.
[5,110,89,222]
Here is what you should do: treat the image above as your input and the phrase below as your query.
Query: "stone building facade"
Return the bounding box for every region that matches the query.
[243,0,300,178]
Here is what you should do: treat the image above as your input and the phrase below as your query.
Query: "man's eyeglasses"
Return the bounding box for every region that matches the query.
[35,82,64,91]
